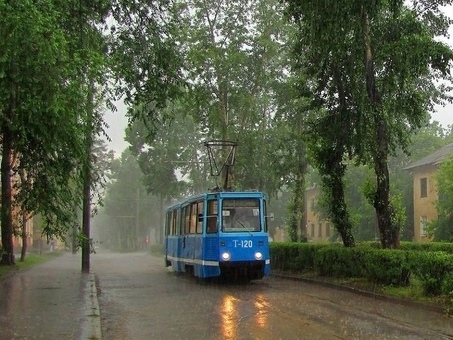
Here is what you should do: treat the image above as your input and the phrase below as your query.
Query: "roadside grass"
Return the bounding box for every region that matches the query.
[324,276,452,314]
[380,278,426,300]
[0,252,62,279]
[379,279,453,315]
[330,276,428,300]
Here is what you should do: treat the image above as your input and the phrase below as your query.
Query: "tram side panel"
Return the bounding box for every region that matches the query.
[179,234,195,273]
[201,235,221,278]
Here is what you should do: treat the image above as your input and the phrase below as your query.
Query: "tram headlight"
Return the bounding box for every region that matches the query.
[254,251,263,260]
[221,252,231,261]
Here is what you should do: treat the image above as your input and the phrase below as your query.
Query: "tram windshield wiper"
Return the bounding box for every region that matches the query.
[237,220,253,236]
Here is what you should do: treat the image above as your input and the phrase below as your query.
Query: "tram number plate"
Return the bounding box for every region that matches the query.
[232,240,252,248]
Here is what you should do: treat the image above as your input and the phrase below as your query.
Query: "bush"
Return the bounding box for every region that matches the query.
[270,242,329,272]
[409,251,453,296]
[441,272,453,296]
[400,242,453,254]
[315,247,365,278]
[269,242,453,297]
[362,249,411,286]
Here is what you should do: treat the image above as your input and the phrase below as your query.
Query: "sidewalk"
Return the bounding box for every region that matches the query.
[0,252,101,340]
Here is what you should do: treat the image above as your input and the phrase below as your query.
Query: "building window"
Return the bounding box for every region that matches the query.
[318,223,322,238]
[420,177,427,198]
[326,223,331,237]
[420,216,427,237]
[311,223,315,237]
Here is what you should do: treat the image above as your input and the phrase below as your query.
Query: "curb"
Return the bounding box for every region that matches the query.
[80,273,102,340]
[271,271,446,315]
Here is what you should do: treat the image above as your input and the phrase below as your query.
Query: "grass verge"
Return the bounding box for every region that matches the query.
[324,276,453,316]
[0,252,62,280]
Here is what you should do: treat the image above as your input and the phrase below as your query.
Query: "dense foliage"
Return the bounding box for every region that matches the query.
[3,0,453,265]
[284,0,453,248]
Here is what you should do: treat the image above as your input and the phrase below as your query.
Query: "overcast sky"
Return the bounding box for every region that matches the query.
[103,99,129,157]
[431,5,453,129]
[103,5,453,156]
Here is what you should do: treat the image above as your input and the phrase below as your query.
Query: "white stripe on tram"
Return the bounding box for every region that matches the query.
[166,255,219,267]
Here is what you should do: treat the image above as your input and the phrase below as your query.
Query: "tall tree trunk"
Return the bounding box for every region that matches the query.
[81,147,91,272]
[296,141,308,242]
[72,207,79,254]
[287,180,302,242]
[135,188,140,250]
[20,209,28,262]
[288,168,306,242]
[1,114,15,265]
[373,119,399,248]
[361,7,398,249]
[322,157,355,247]
[19,169,28,261]
[158,197,164,244]
[331,67,355,247]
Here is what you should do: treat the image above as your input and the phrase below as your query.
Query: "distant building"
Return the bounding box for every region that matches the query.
[404,142,453,242]
[272,227,288,242]
[304,184,332,243]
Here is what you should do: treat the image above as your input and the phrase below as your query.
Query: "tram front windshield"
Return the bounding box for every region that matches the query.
[222,199,261,232]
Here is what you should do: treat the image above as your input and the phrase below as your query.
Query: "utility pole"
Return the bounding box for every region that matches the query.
[136,187,139,249]
[81,82,94,274]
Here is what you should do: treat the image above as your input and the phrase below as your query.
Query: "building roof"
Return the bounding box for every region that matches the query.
[404,142,453,170]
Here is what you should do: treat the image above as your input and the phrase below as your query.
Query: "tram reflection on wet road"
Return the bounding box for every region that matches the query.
[220,292,269,339]
[93,251,453,340]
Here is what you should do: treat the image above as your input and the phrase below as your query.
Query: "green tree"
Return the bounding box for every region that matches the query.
[0,1,110,265]
[126,106,206,242]
[176,0,291,195]
[109,0,184,120]
[284,0,453,248]
[272,81,310,242]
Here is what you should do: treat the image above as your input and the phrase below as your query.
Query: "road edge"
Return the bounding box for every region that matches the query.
[79,272,102,340]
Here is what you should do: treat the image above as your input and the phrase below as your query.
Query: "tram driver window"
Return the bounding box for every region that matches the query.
[222,199,261,232]
[222,210,231,227]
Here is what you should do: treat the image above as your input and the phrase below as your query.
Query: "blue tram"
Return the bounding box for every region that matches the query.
[164,190,271,280]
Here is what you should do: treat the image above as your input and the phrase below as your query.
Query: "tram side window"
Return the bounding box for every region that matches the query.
[165,211,171,235]
[206,200,218,233]
[186,201,203,234]
[165,209,179,236]
[195,201,203,234]
[171,210,178,235]
[190,203,197,234]
[183,205,191,234]
[179,208,184,234]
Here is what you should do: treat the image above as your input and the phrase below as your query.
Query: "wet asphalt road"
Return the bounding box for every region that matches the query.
[0,254,94,340]
[92,250,453,340]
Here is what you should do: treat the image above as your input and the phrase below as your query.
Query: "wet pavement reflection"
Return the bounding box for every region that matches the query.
[0,254,91,339]
[94,251,453,339]
[220,294,237,339]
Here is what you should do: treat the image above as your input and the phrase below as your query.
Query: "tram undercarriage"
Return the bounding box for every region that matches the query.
[219,260,265,281]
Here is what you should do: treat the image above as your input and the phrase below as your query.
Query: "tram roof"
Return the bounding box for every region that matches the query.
[165,190,266,210]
